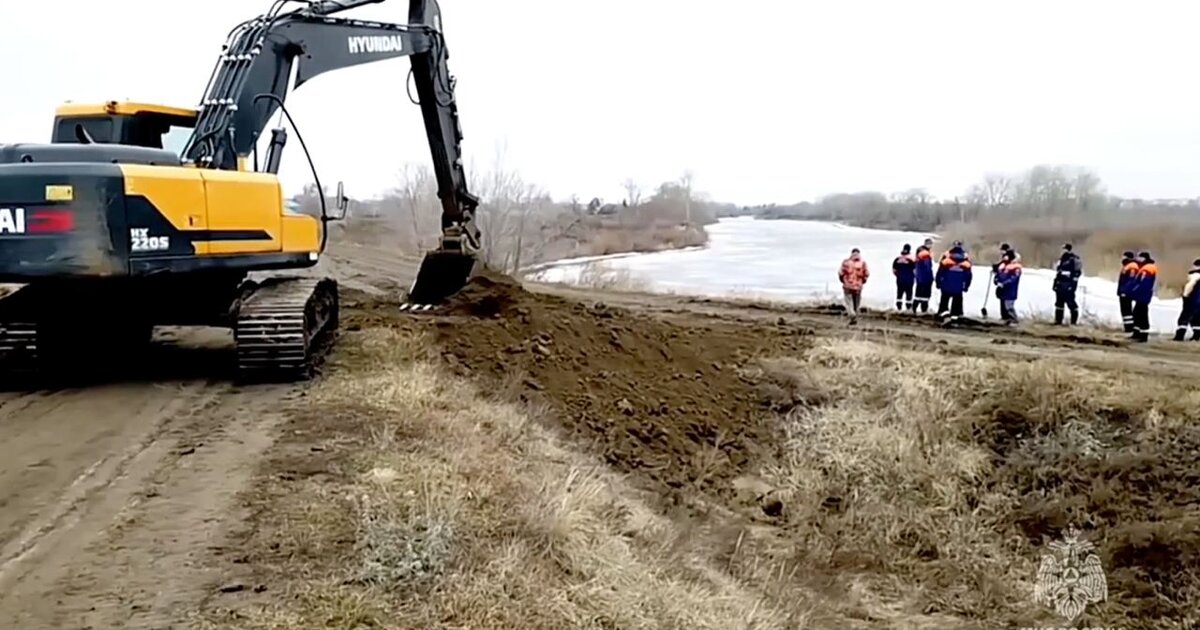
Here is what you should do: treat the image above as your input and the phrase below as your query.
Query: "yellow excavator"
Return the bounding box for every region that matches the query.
[0,0,480,381]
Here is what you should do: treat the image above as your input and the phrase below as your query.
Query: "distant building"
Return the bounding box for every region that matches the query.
[1116,197,1199,209]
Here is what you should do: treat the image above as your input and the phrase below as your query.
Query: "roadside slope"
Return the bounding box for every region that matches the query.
[196,270,1200,629]
[200,318,803,629]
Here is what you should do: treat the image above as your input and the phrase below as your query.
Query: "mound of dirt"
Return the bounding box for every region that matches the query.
[442,270,527,318]
[403,275,812,500]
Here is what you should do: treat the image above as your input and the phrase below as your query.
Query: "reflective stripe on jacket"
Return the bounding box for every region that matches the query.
[1053,253,1082,293]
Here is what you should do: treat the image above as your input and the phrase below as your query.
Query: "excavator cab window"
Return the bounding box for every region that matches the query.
[51,111,196,155]
[53,117,114,144]
[159,125,193,156]
[126,113,195,154]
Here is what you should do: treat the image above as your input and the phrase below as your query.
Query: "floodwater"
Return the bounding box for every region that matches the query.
[527,217,1186,334]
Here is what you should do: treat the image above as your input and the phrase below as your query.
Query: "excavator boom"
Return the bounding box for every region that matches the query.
[181,0,480,304]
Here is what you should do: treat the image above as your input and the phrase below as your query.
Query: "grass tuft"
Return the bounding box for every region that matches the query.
[747,338,1200,628]
[210,327,789,629]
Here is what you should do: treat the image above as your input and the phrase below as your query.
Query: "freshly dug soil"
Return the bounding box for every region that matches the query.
[347,272,812,500]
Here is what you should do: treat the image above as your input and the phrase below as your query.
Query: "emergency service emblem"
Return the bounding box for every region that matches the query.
[1032,526,1107,621]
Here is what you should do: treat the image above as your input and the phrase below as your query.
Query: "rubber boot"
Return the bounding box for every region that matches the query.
[1175,328,1187,342]
[1070,309,1079,326]
[1134,330,1149,343]
[1054,308,1064,326]
[1192,329,1200,341]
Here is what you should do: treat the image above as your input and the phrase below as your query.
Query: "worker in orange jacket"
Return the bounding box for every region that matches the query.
[838,247,870,325]
[913,238,935,313]
[1129,251,1157,342]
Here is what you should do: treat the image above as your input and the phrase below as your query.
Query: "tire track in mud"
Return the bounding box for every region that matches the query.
[0,383,223,575]
[0,323,300,628]
[46,387,291,630]
[0,383,215,558]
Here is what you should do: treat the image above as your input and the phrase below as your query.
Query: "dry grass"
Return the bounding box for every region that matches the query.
[203,327,789,629]
[569,261,655,293]
[741,339,1200,629]
[579,224,709,257]
[329,214,709,273]
[201,318,1199,630]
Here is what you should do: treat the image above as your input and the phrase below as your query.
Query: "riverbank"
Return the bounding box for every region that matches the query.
[331,213,710,271]
[745,209,1198,295]
[527,217,1187,334]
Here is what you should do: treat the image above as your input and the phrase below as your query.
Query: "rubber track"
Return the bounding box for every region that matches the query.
[0,322,38,375]
[234,277,338,381]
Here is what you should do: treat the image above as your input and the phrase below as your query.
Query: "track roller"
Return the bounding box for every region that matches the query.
[0,322,39,377]
[234,277,338,381]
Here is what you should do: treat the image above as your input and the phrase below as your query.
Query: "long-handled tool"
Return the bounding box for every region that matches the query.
[981,270,994,317]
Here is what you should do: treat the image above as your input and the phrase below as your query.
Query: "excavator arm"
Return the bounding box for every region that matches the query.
[180,0,480,304]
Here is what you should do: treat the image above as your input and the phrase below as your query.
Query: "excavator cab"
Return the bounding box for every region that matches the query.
[51,102,197,153]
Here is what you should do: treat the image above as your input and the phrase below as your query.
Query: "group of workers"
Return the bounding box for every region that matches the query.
[837,239,1197,342]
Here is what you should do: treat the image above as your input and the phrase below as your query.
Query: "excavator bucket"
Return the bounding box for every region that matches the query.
[406,250,478,305]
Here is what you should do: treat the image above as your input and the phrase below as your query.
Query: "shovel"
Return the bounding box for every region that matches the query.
[981,270,994,318]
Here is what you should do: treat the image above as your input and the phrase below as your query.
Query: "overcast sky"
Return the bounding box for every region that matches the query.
[3,1,1199,206]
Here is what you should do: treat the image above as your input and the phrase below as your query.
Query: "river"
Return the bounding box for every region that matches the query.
[527,217,1185,334]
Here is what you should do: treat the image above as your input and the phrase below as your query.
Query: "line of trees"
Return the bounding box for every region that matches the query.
[721,163,1198,292]
[293,158,731,273]
[734,164,1198,234]
[294,159,1200,293]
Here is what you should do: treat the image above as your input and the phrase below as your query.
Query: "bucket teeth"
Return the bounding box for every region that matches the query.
[398,302,439,313]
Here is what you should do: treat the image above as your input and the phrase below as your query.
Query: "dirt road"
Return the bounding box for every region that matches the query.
[0,329,297,628]
[0,244,407,629]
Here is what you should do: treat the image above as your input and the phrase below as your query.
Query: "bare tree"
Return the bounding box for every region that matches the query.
[389,162,438,251]
[982,173,1013,207]
[622,178,643,207]
[469,142,560,273]
[678,169,695,225]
